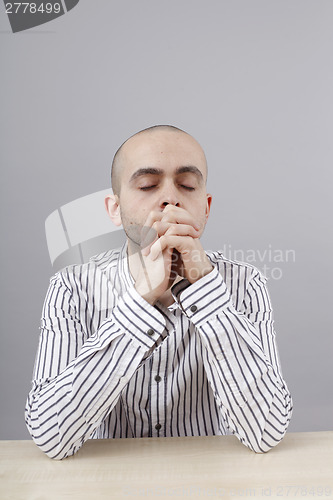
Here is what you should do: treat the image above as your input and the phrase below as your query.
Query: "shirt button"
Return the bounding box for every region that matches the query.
[154,375,162,383]
[155,423,162,431]
[147,328,154,336]
[190,305,198,313]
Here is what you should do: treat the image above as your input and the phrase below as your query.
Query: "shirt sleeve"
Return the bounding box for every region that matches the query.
[174,264,293,453]
[25,270,166,460]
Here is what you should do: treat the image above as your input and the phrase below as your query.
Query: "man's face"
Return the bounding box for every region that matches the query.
[115,129,212,247]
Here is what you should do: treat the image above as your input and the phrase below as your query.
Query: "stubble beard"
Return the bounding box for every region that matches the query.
[120,209,157,255]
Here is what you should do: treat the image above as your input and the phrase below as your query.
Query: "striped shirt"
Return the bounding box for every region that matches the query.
[25,242,293,460]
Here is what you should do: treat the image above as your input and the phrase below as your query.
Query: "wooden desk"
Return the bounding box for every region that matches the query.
[1,432,332,500]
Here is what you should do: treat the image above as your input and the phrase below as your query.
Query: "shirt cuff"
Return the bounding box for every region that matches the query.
[174,265,232,327]
[113,285,167,349]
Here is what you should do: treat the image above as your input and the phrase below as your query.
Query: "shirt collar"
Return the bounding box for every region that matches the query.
[111,240,135,298]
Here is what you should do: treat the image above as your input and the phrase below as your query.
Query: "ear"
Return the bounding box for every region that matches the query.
[105,194,122,227]
[205,193,212,221]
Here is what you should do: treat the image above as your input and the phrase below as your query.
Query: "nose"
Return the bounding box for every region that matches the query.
[161,200,180,208]
[158,180,180,209]
[159,192,180,209]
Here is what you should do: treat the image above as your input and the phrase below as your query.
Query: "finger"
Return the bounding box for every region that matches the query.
[164,223,200,238]
[140,211,168,252]
[148,237,164,261]
[144,223,199,257]
[144,210,164,229]
[161,205,200,230]
[141,226,158,253]
[150,220,200,238]
[152,220,173,237]
[150,234,192,261]
[140,220,169,256]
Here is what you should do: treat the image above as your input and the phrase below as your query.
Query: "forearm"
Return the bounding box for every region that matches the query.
[25,327,143,459]
[199,309,292,452]
[175,265,293,452]
[25,285,166,460]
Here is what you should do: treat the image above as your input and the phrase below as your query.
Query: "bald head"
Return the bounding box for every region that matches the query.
[111,125,207,196]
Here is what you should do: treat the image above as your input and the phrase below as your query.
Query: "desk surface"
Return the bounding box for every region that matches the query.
[0,432,332,500]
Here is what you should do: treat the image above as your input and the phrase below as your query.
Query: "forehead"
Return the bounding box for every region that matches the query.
[119,130,207,180]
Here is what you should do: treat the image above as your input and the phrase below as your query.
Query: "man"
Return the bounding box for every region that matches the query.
[25,125,292,460]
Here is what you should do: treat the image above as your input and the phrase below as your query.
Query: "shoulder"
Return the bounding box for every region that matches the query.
[49,247,123,291]
[205,250,270,313]
[205,250,267,286]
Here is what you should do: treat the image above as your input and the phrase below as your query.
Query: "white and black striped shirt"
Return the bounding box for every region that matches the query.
[25,242,293,460]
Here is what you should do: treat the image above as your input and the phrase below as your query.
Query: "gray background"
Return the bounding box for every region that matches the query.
[1,0,332,439]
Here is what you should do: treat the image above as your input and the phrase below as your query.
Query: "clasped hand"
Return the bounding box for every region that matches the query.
[133,205,213,305]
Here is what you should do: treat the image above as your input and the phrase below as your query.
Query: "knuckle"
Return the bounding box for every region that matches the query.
[166,225,176,236]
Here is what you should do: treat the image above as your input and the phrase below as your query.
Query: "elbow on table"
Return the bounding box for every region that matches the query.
[27,430,79,460]
[243,423,291,454]
[250,395,294,453]
[24,396,86,460]
[24,414,78,461]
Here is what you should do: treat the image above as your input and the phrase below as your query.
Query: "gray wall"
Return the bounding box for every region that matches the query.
[1,0,332,439]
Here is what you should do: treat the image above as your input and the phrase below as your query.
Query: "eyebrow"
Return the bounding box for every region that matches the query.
[129,166,204,182]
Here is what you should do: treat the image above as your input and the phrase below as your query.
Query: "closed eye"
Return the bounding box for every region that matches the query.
[139,184,195,191]
[139,185,157,191]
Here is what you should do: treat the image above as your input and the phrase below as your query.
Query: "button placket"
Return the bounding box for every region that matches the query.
[149,340,167,436]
